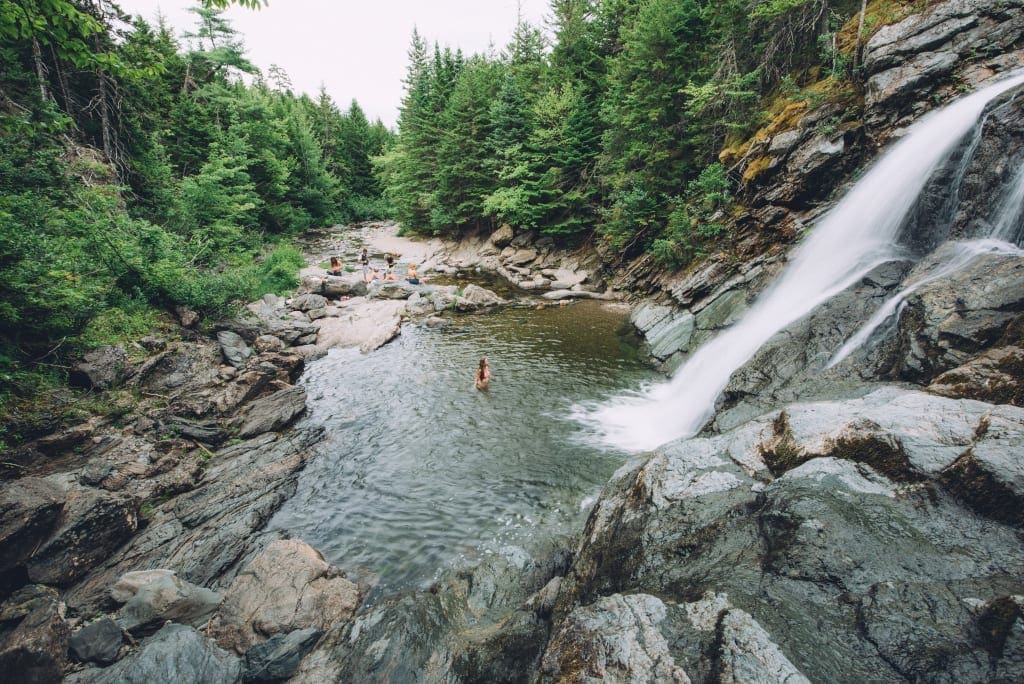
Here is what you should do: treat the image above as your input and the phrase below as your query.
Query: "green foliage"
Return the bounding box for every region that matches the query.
[254,244,305,294]
[0,6,389,392]
[76,301,163,350]
[651,163,734,267]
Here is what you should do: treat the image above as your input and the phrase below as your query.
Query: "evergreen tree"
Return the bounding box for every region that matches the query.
[431,57,501,233]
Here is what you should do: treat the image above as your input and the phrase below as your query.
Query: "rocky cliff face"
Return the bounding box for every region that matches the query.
[463,1,1024,681]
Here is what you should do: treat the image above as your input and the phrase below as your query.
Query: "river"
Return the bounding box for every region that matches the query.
[269,299,657,601]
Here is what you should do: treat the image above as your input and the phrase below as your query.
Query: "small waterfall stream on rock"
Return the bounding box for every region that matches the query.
[575,71,1024,453]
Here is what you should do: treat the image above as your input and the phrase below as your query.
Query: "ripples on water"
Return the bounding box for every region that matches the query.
[270,301,656,600]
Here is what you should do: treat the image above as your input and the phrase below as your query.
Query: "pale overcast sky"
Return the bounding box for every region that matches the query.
[115,0,551,128]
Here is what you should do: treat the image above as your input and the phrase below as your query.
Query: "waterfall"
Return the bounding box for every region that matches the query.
[575,71,1024,453]
[992,163,1024,243]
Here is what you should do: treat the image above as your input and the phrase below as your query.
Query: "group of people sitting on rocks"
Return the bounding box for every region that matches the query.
[358,248,420,285]
[324,249,420,285]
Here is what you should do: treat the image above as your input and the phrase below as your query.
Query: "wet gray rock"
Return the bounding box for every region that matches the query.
[69,617,123,664]
[631,302,674,334]
[881,252,1024,383]
[646,311,695,361]
[71,346,128,390]
[899,83,1024,250]
[694,289,747,334]
[717,608,810,684]
[547,388,1024,683]
[291,590,464,683]
[404,291,433,316]
[862,0,1024,124]
[63,429,320,616]
[235,386,306,438]
[66,623,241,684]
[217,331,252,369]
[111,570,222,636]
[209,539,360,653]
[716,259,911,428]
[293,540,569,683]
[540,593,690,683]
[0,477,65,575]
[866,50,959,112]
[940,410,1024,526]
[928,343,1024,405]
[26,487,138,587]
[243,628,322,682]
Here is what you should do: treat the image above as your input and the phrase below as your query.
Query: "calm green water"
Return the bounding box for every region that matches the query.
[270,300,656,599]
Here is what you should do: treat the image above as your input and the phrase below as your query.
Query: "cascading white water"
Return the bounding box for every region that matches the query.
[992,163,1024,242]
[827,239,1024,368]
[575,71,1024,453]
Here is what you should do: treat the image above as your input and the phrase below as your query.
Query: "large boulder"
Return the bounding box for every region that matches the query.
[290,293,328,312]
[65,623,241,684]
[68,617,123,664]
[299,275,325,294]
[490,224,515,249]
[110,570,222,636]
[26,488,138,587]
[0,477,65,575]
[323,276,365,298]
[70,346,128,390]
[217,331,252,369]
[209,539,360,653]
[368,281,418,300]
[235,386,307,438]
[454,284,504,312]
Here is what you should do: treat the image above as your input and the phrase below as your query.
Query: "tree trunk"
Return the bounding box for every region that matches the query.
[855,0,868,67]
[32,37,49,101]
[97,69,114,162]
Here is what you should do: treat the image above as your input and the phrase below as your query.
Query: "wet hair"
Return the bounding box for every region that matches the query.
[330,256,341,268]
[386,254,394,266]
[477,358,488,381]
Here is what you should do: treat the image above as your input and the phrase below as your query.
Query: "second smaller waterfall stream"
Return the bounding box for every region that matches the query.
[575,71,1024,453]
